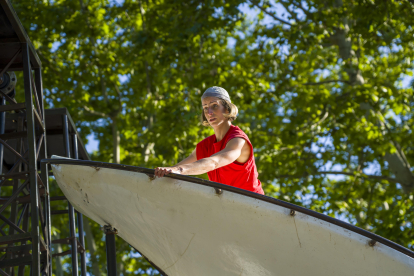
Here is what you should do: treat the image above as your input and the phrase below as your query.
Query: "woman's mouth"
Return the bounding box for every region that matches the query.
[209,118,216,122]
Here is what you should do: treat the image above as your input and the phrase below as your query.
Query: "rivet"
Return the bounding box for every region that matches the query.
[368,240,377,247]
[290,210,296,216]
[215,188,223,195]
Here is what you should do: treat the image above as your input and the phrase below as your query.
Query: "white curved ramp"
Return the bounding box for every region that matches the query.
[50,160,414,276]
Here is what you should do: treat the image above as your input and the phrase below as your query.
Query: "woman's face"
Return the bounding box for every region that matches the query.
[202,96,228,127]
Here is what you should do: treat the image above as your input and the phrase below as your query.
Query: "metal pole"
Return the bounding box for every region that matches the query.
[6,115,23,275]
[41,161,51,276]
[63,115,79,276]
[104,225,117,276]
[34,67,51,276]
[72,134,87,276]
[22,43,40,275]
[0,95,6,175]
[77,212,86,276]
[0,95,6,269]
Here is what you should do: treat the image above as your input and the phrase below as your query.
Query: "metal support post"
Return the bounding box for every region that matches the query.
[77,212,86,276]
[0,95,6,175]
[63,115,79,276]
[6,115,23,275]
[72,135,87,276]
[35,67,51,275]
[22,42,41,276]
[104,225,117,276]
[41,161,51,276]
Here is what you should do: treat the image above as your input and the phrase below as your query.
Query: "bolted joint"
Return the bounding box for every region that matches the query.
[290,209,296,216]
[368,239,377,247]
[214,188,223,195]
[104,225,118,235]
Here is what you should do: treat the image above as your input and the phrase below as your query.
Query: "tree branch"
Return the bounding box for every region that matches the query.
[310,110,329,130]
[81,103,107,118]
[304,80,350,85]
[249,1,293,26]
[279,0,301,22]
[289,0,312,17]
[378,111,411,171]
[113,82,123,113]
[275,170,399,183]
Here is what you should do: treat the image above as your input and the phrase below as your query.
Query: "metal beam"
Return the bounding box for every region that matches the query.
[22,42,40,275]
[63,115,79,276]
[73,135,87,276]
[104,225,117,276]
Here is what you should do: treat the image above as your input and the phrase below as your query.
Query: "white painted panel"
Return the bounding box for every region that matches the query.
[51,163,414,276]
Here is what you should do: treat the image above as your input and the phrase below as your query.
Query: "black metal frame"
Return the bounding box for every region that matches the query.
[0,40,49,276]
[0,3,51,269]
[104,225,117,276]
[41,158,414,261]
[1,1,89,275]
[2,0,413,275]
[41,113,88,276]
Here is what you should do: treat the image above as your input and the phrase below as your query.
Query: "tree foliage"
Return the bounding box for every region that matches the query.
[12,0,414,274]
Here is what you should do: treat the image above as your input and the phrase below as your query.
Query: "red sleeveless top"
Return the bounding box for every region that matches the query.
[196,125,264,194]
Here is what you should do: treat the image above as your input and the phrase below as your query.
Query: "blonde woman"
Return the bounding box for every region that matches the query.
[155,86,264,194]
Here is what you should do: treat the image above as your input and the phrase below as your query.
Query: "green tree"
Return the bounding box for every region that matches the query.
[14,0,245,274]
[12,0,414,274]
[239,0,414,249]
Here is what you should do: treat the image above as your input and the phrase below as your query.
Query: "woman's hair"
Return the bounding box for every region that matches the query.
[201,98,238,127]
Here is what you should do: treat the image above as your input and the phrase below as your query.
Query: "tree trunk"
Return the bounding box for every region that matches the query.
[117,260,124,276]
[55,243,63,276]
[83,216,102,276]
[112,116,120,164]
[330,0,414,192]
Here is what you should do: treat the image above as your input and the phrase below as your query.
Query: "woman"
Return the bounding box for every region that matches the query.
[154,86,264,194]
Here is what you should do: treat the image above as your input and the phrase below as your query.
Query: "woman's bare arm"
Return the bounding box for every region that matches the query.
[179,138,245,175]
[154,138,246,177]
[174,148,197,166]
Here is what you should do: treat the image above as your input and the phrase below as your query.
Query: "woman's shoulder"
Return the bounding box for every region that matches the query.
[197,133,216,147]
[227,125,250,141]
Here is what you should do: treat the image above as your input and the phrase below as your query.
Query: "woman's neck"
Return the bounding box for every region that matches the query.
[213,121,232,142]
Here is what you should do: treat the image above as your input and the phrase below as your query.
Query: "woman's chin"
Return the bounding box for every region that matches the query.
[209,120,224,127]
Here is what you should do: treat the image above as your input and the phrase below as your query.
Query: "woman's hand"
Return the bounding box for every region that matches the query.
[154,166,183,178]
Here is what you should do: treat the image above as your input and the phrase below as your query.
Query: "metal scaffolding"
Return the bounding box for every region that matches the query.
[0,1,91,275]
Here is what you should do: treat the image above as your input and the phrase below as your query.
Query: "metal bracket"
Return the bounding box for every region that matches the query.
[103,225,118,235]
[368,239,377,247]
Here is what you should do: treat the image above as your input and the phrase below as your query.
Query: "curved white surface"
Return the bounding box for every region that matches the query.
[51,163,414,276]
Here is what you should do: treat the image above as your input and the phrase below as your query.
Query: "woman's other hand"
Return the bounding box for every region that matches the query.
[154,166,183,178]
